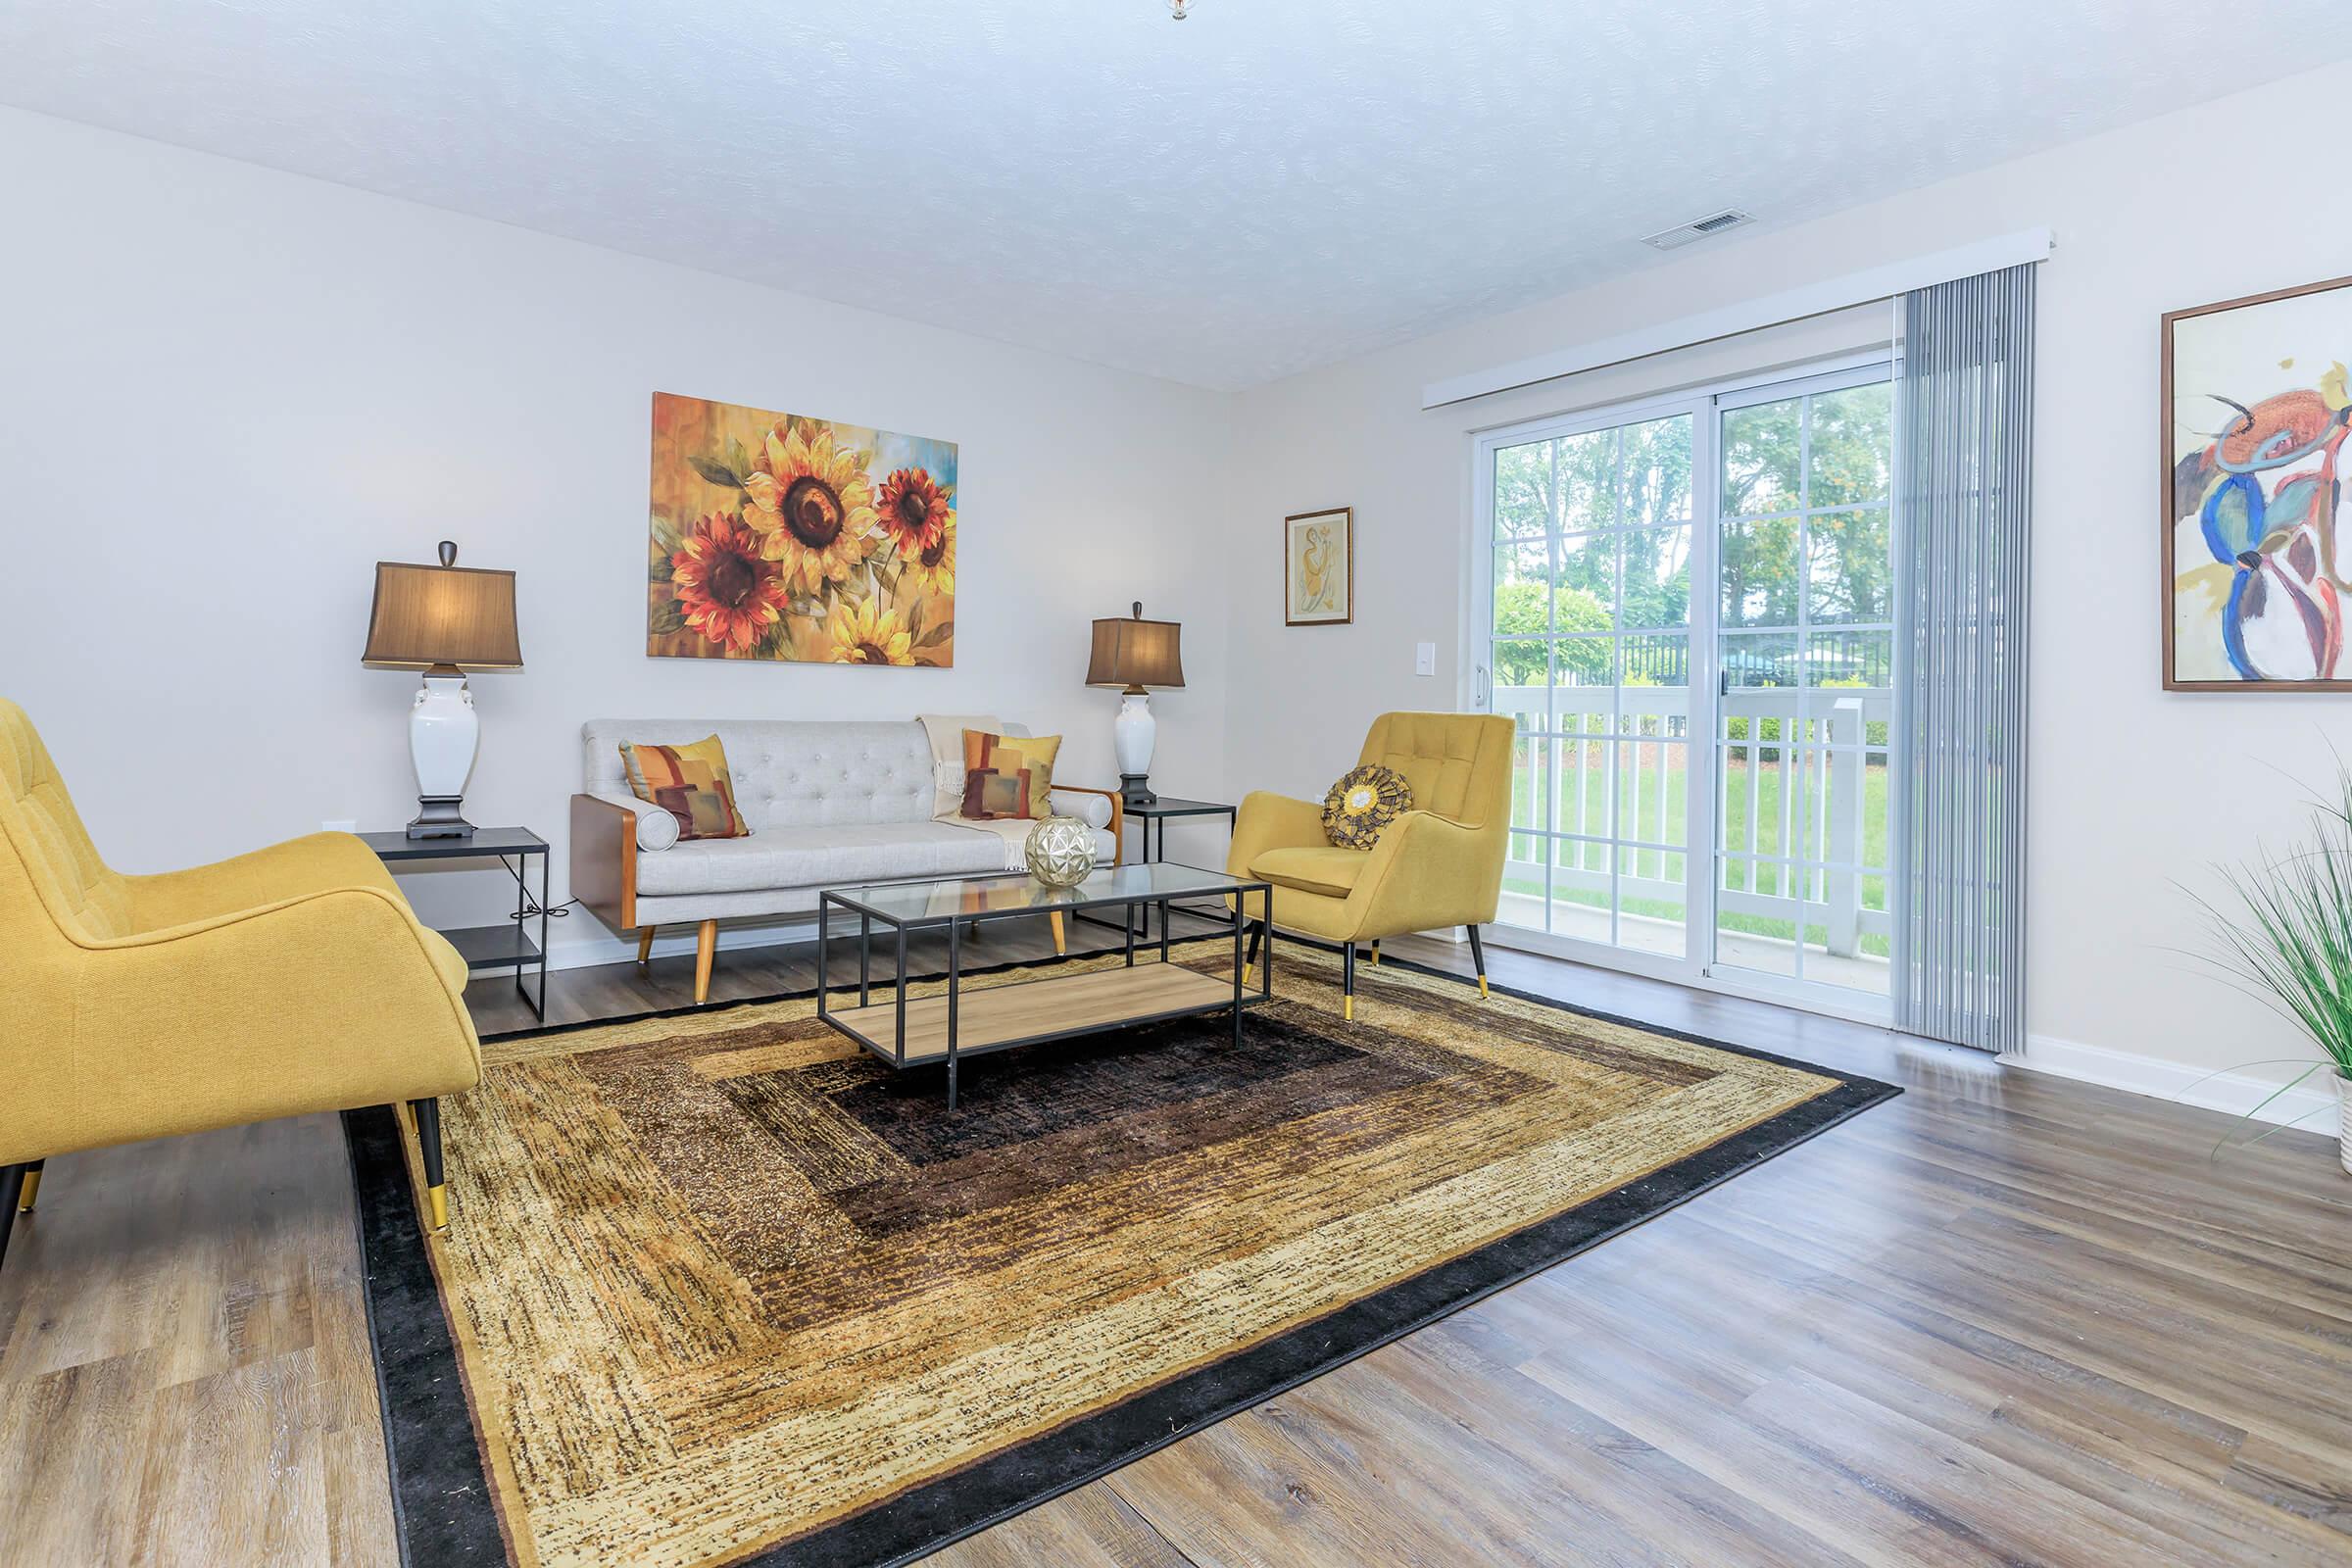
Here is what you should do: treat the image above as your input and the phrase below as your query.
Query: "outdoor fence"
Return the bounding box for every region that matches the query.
[1492,681,1893,958]
[1618,638,1893,688]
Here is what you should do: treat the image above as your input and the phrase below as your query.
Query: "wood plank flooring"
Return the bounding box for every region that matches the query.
[2,914,2346,1566]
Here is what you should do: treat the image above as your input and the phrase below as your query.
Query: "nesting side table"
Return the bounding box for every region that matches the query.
[360,827,551,1021]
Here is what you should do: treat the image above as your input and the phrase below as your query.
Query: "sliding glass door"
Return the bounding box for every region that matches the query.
[1482,404,1701,961]
[1711,370,1894,1000]
[1471,360,1896,1015]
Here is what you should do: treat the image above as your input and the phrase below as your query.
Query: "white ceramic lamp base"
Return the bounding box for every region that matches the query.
[1114,690,1158,806]
[407,671,480,839]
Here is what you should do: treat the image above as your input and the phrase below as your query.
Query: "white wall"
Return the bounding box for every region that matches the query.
[1221,58,2352,1119]
[0,106,1235,965]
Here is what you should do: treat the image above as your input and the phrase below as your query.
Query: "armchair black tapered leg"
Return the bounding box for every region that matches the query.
[1242,919,1264,988]
[0,1164,24,1273]
[1343,941,1356,1022]
[1466,924,1490,1000]
[409,1099,448,1234]
[17,1158,43,1212]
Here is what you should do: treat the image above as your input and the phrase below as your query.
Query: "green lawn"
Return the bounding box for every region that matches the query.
[1504,750,1889,956]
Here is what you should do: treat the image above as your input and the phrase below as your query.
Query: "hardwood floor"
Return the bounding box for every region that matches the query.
[3,918,2347,1566]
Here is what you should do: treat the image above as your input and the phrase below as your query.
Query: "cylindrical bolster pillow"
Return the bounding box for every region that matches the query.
[1049,790,1113,829]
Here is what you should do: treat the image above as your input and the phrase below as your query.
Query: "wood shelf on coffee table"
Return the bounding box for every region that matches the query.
[816,862,1274,1108]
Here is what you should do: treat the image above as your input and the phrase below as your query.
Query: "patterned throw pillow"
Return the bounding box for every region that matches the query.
[960,730,1060,820]
[619,735,751,841]
[1323,764,1412,850]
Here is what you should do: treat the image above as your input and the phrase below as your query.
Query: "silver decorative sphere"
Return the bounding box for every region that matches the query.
[1024,813,1098,888]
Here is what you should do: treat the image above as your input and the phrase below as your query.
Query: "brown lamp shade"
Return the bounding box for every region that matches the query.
[362,558,523,671]
[1086,604,1184,692]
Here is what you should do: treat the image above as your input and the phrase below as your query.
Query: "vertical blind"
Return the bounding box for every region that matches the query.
[1893,263,2035,1053]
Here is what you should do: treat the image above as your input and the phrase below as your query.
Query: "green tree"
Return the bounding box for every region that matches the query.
[1496,384,1891,698]
[1492,582,1610,688]
[1719,385,1891,656]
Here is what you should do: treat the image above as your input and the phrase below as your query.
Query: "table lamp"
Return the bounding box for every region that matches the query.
[362,542,522,839]
[1086,601,1184,808]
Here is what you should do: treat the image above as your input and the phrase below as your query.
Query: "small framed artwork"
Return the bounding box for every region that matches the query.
[2163,273,2352,690]
[1285,508,1353,626]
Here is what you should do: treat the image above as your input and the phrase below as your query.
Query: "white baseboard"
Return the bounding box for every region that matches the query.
[2002,1033,2343,1131]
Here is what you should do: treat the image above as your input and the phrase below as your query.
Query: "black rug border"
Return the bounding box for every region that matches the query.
[355,941,1901,1568]
[343,1103,514,1565]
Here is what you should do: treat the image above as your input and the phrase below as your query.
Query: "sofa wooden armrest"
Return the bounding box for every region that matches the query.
[569,791,638,930]
[1047,783,1126,864]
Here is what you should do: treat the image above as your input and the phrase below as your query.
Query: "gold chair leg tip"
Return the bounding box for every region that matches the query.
[1343,996,1354,1021]
[1478,975,1491,999]
[427,1185,449,1233]
[16,1171,38,1212]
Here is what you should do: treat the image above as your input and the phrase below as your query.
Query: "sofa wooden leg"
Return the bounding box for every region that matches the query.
[1467,924,1490,999]
[1370,940,1381,966]
[694,920,717,1004]
[409,1100,448,1234]
[16,1158,42,1212]
[0,1164,23,1272]
[1343,942,1356,1022]
[636,926,657,965]
[1049,910,1066,956]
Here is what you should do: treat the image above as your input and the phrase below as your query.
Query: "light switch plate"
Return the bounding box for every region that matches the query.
[1414,642,1437,676]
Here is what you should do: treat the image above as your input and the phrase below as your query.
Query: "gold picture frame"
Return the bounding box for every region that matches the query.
[1285,508,1352,626]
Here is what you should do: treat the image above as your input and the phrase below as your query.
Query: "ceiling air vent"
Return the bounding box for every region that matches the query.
[1641,210,1754,251]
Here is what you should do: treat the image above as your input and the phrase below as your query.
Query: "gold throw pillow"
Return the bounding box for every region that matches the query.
[960,730,1060,820]
[619,734,751,841]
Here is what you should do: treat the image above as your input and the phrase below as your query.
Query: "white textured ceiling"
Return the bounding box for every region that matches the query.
[3,1,2343,389]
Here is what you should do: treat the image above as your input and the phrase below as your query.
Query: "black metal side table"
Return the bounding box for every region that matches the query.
[361,827,551,1020]
[1121,797,1239,935]
[1121,796,1237,864]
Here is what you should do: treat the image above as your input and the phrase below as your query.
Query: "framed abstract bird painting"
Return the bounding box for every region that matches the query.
[1285,507,1353,626]
[2162,273,2352,690]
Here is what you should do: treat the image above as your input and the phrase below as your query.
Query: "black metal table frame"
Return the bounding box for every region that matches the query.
[361,828,551,1021]
[815,869,1274,1109]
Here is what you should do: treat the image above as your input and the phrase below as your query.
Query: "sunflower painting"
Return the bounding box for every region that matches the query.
[648,392,956,665]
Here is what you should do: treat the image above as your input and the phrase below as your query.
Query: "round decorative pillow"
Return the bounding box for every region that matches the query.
[1322,764,1412,850]
[1024,813,1098,888]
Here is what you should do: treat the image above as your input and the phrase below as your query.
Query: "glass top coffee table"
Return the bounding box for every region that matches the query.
[816,862,1275,1108]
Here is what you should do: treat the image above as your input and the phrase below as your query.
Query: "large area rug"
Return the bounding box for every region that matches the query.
[345,936,1897,1568]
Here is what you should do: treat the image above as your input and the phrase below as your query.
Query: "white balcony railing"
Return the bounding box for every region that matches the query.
[1493,682,1891,962]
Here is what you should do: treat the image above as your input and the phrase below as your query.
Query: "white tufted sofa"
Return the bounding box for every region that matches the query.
[569,719,1121,1001]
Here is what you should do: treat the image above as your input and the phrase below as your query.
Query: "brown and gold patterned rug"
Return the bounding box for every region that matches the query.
[345,937,1895,1568]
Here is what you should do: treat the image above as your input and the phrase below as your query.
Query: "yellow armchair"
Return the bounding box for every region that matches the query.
[1229,710,1515,1018]
[0,700,482,1267]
